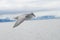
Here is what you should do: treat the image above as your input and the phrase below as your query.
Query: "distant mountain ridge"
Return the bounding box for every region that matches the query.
[32,15,60,20]
[0,15,60,22]
[0,18,15,22]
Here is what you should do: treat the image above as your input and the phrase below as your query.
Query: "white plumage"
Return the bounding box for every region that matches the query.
[13,13,35,28]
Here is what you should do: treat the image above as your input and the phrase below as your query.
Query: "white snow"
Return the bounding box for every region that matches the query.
[0,19,60,40]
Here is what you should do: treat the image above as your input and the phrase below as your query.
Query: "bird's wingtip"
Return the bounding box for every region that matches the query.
[13,25,16,28]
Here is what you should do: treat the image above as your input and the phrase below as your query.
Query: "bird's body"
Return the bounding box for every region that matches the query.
[13,13,35,28]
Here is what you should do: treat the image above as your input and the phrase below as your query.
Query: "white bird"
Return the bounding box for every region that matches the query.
[13,13,35,28]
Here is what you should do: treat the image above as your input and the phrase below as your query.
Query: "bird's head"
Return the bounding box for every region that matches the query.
[30,13,36,17]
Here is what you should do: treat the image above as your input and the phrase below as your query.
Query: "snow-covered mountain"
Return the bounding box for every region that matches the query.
[32,15,60,20]
[0,15,60,22]
[0,18,15,22]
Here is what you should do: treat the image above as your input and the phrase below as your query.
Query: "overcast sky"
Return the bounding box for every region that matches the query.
[0,0,60,11]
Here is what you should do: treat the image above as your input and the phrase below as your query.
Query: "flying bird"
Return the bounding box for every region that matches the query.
[13,13,35,28]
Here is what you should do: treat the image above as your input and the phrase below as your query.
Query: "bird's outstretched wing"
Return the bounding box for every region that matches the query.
[13,17,26,28]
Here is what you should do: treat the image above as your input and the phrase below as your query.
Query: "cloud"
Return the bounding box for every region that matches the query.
[16,1,60,11]
[0,0,60,11]
[0,0,16,10]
